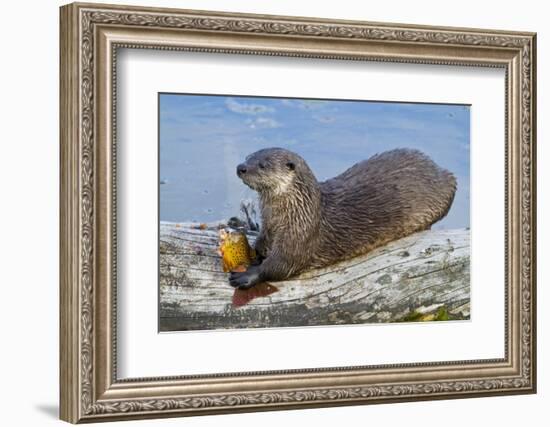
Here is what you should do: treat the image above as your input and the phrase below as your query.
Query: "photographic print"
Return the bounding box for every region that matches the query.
[159,94,470,332]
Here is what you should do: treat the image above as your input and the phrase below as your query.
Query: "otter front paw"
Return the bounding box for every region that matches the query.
[250,254,265,266]
[229,265,261,289]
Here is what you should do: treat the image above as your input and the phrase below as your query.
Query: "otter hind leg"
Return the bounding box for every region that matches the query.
[427,173,457,227]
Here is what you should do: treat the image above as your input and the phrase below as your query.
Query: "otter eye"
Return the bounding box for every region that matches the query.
[259,162,266,169]
[286,161,295,171]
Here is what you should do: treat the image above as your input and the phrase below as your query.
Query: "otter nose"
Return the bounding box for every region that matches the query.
[236,164,247,176]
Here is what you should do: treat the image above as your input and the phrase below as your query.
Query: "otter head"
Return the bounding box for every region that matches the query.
[236,148,313,195]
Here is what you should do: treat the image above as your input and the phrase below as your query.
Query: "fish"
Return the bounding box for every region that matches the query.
[219,229,279,306]
[218,229,256,273]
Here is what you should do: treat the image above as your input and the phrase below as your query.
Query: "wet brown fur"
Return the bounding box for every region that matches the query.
[237,147,457,283]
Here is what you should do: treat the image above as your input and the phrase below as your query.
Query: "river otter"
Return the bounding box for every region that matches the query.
[229,147,457,289]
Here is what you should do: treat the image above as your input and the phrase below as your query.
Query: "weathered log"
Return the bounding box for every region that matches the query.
[159,221,470,331]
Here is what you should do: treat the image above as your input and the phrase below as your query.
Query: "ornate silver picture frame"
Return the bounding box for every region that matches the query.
[60,2,536,423]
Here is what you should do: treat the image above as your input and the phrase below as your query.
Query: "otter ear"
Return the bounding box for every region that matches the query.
[286,161,295,171]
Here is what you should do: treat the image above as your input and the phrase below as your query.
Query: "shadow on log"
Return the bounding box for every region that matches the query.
[159,221,470,331]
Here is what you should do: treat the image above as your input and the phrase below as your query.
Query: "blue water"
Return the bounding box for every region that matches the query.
[160,94,470,230]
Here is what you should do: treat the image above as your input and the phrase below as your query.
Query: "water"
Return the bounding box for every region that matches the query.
[160,94,470,230]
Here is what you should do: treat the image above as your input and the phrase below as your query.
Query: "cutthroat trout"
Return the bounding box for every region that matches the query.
[218,229,256,273]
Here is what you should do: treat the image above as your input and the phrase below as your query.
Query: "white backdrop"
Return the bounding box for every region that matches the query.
[0,0,546,426]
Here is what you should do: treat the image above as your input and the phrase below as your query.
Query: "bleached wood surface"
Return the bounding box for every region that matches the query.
[159,221,470,331]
